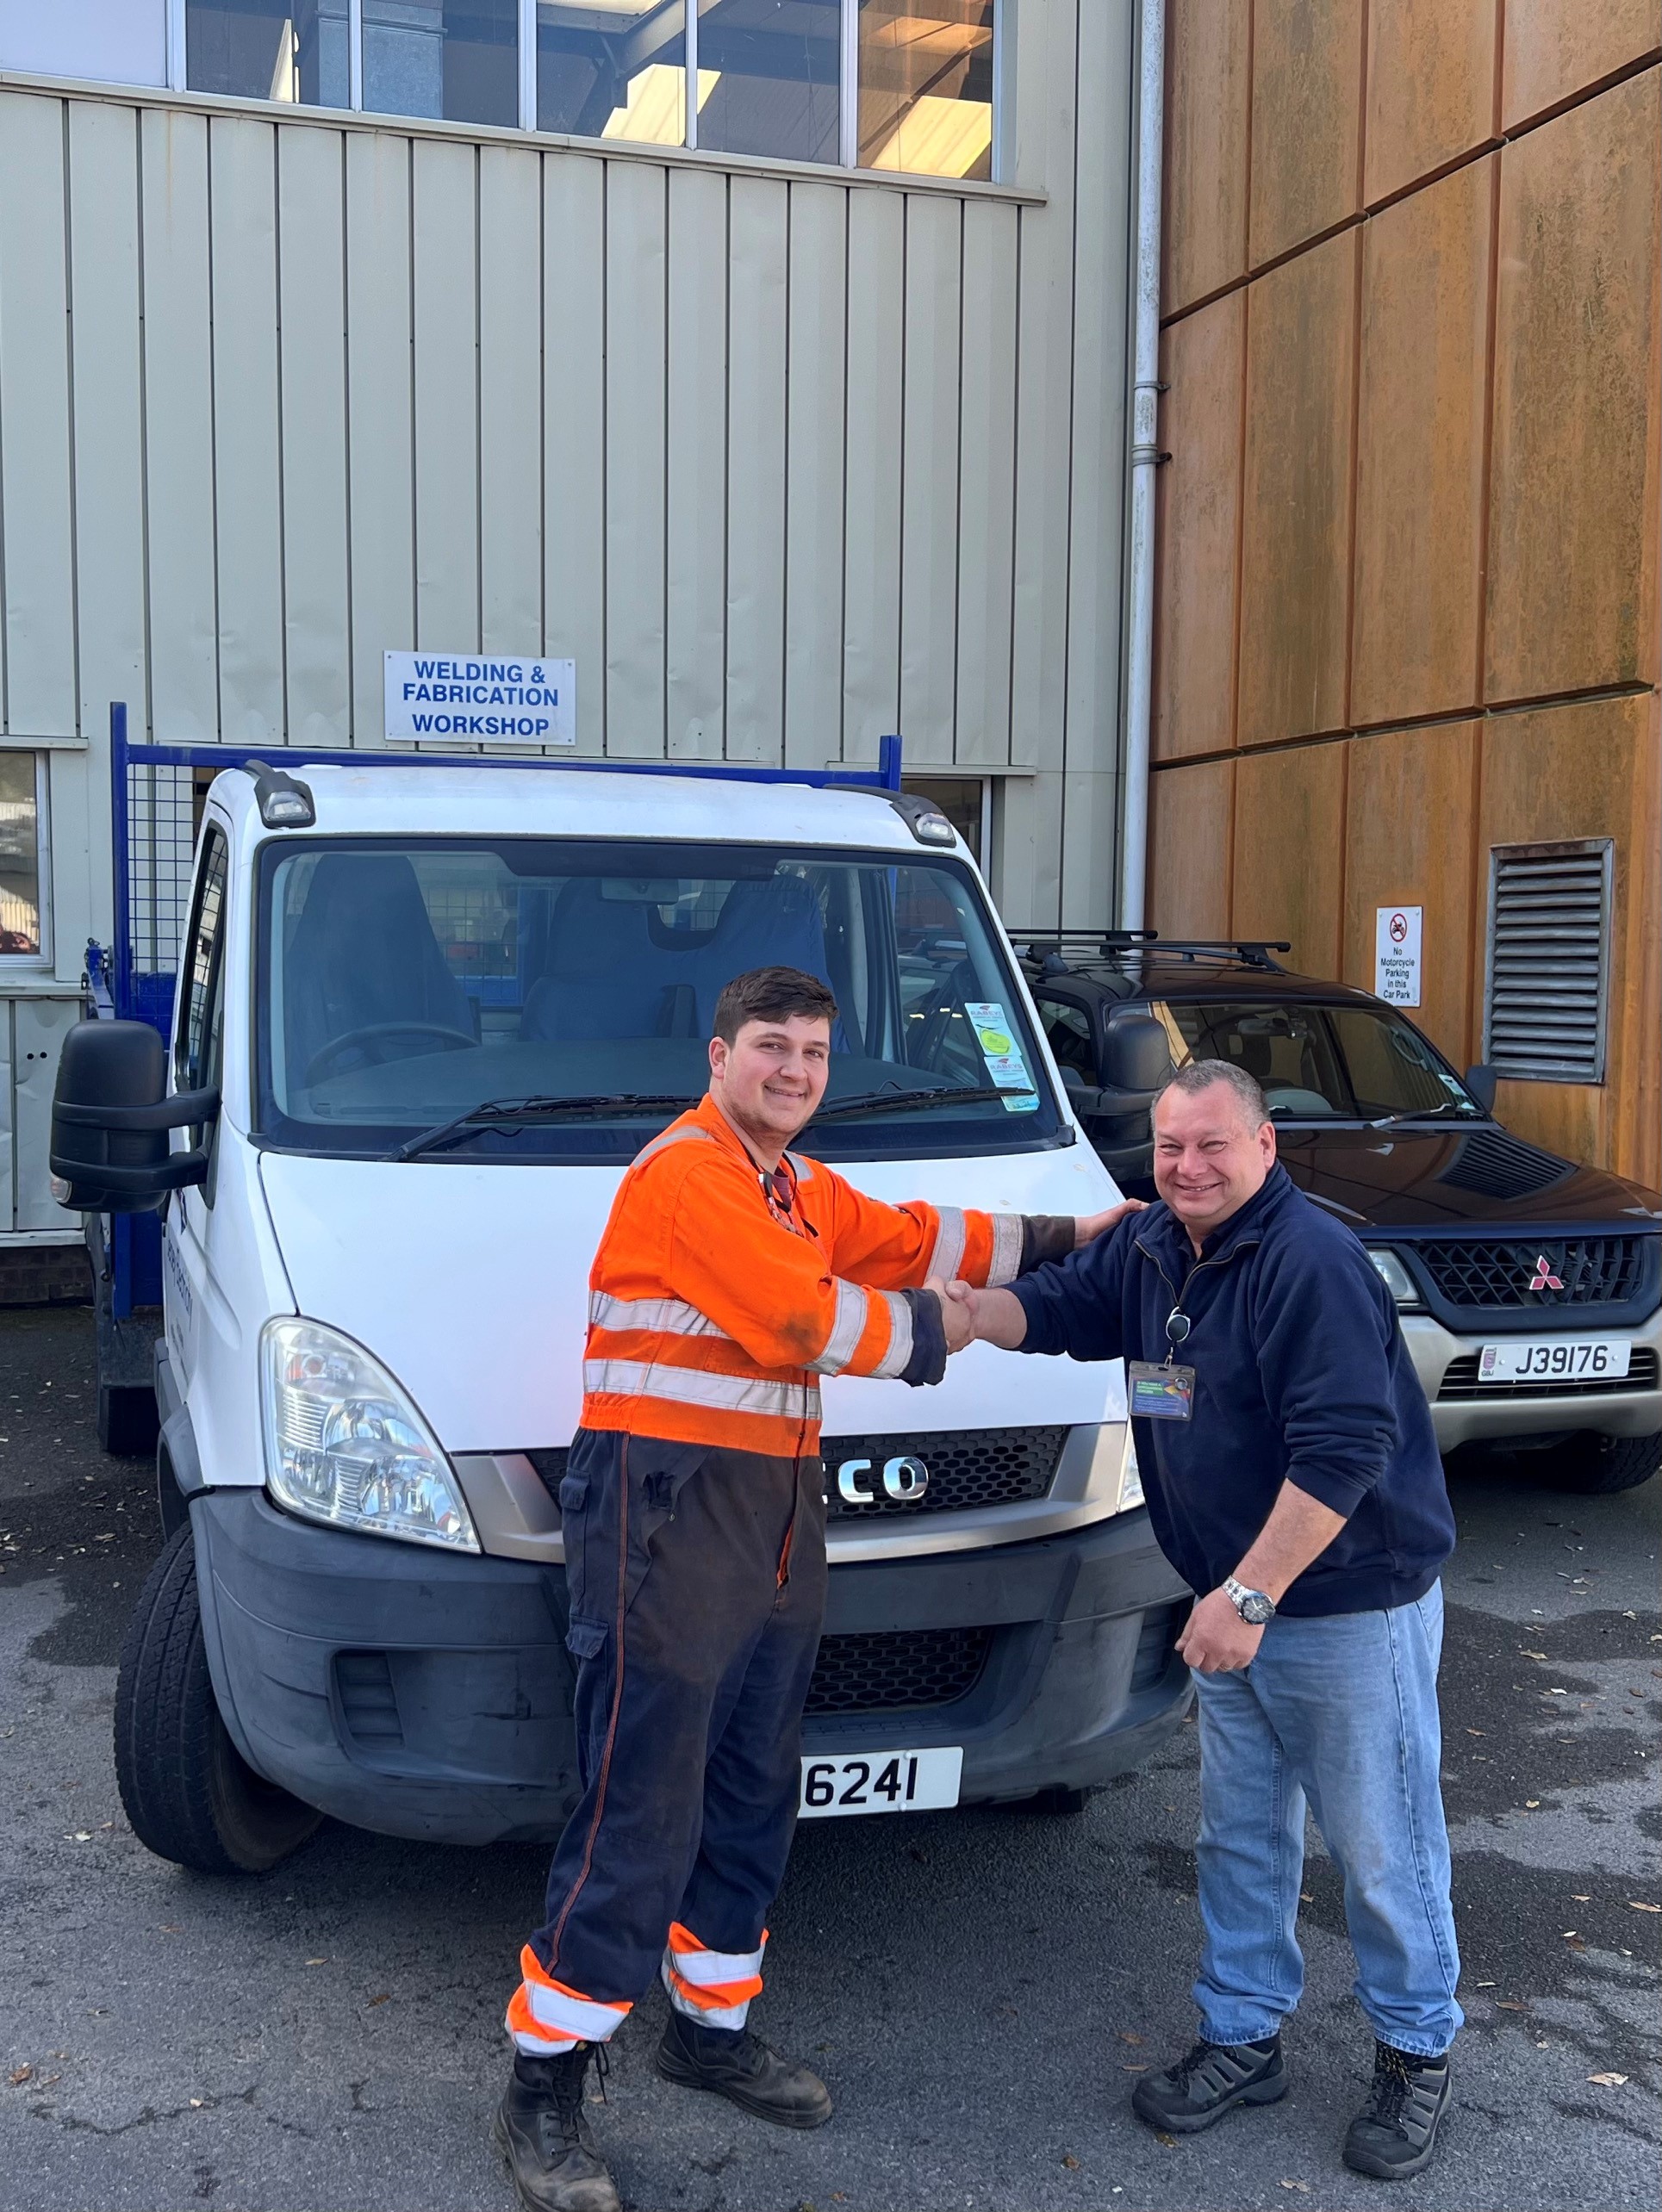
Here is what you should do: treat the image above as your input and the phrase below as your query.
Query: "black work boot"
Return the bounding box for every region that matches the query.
[654,2007,832,2128]
[1342,2041,1452,2179]
[493,2045,620,2212]
[1130,2035,1287,2134]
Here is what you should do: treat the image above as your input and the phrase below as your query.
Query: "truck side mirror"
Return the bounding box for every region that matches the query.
[1463,1064,1498,1113]
[1098,1015,1174,1101]
[49,1020,218,1215]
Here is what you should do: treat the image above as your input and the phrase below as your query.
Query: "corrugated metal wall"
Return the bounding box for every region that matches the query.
[0,4,1137,1227]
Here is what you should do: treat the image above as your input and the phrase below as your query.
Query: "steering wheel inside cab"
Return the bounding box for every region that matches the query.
[304,1022,479,1088]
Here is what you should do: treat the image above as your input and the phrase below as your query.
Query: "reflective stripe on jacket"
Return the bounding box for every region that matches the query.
[580,1091,1025,1455]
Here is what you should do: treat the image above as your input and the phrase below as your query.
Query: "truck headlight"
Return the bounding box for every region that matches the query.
[259,1317,479,1552]
[1366,1248,1423,1309]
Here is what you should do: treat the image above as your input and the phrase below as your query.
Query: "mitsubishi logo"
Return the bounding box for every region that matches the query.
[836,1455,930,1506]
[1528,1253,1565,1292]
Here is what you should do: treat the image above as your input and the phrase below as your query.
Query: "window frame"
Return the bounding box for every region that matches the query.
[164,0,1003,179]
[174,818,231,1104]
[0,749,53,971]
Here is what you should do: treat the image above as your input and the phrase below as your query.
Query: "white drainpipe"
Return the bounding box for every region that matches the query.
[1119,0,1167,931]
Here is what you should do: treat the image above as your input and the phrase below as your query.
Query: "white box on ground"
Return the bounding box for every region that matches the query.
[383,650,576,746]
[1374,904,1422,1006]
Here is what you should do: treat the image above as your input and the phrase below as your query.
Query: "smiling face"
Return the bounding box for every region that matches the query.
[1153,1077,1277,1246]
[708,1014,831,1161]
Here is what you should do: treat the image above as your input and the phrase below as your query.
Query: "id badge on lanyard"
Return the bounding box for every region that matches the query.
[1128,1304,1196,1421]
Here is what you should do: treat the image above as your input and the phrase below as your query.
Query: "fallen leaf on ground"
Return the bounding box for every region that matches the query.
[1116,2031,1143,2045]
[1628,1901,1661,1912]
[367,1993,391,2006]
[1061,2155,1080,2169]
[1155,2132,1177,2148]
[1474,1980,1496,1988]
[1279,2184,1311,2194]
[1497,2000,1528,2012]
[304,1957,327,1967]
[1588,2072,1628,2087]
[1571,1895,1590,1903]
[1299,1891,1314,1904]
[189,2097,204,2109]
[8,2067,31,2086]
[1121,2065,1149,2073]
[1521,1650,1547,1660]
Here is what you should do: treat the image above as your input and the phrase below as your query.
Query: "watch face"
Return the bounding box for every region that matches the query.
[1242,1592,1275,1625]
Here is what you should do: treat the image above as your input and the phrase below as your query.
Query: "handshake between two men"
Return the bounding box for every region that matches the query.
[920,1198,1148,1357]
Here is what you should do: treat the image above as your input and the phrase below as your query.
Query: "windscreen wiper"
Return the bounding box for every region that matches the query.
[391,1094,695,1162]
[1364,1104,1479,1131]
[809,1082,1015,1122]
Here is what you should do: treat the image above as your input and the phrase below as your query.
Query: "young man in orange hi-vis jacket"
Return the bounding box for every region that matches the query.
[495,965,1137,2212]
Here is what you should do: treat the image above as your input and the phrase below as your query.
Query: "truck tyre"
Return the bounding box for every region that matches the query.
[99,1382,159,1458]
[115,1525,322,1875]
[1553,1432,1660,1496]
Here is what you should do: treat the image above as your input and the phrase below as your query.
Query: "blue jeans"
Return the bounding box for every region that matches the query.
[1191,1581,1462,2059]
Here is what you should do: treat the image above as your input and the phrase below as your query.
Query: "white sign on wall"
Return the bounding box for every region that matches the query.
[1374,904,1423,1007]
[383,651,576,746]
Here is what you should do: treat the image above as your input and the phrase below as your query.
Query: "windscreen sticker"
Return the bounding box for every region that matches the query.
[964,1003,1039,1111]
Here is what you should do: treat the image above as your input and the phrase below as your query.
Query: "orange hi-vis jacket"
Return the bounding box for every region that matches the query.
[580,1091,1032,1458]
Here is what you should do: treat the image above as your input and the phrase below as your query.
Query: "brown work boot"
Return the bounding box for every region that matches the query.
[492,2044,620,2212]
[655,2007,832,2128]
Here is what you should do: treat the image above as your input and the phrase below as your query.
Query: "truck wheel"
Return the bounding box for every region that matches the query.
[1553,1433,1660,1496]
[115,1525,322,1875]
[99,1382,159,1457]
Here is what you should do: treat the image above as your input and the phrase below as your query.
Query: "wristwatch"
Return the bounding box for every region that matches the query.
[1223,1575,1276,1626]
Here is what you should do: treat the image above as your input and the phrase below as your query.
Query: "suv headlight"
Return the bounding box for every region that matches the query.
[259,1317,479,1552]
[1366,1248,1423,1309]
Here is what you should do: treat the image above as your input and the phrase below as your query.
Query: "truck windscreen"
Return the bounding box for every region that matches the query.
[253,839,1063,1162]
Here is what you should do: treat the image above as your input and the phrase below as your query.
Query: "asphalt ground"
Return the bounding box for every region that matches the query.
[2,1302,1658,2212]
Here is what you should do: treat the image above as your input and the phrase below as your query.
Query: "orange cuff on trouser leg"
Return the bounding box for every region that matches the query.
[660,1923,767,2030]
[506,1945,632,2055]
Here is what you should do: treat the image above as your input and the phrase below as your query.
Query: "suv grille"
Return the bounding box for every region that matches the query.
[805,1627,993,1715]
[1412,1238,1650,1310]
[1438,1347,1659,1401]
[822,1426,1066,1518]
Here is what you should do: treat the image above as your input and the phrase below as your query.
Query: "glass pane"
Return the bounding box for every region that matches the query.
[0,754,42,959]
[0,0,167,89]
[364,0,518,127]
[258,837,1059,1158]
[906,776,984,863]
[1327,1007,1478,1120]
[858,0,993,178]
[178,830,230,1092]
[1154,1000,1354,1119]
[695,0,840,165]
[186,1,351,106]
[538,0,686,143]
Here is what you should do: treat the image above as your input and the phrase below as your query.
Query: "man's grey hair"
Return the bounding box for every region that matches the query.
[1155,1057,1269,1129]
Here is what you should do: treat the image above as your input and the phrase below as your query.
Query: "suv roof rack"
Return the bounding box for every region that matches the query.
[1014,930,1292,974]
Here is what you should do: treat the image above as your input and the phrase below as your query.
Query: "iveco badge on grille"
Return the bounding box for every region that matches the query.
[836,1455,931,1506]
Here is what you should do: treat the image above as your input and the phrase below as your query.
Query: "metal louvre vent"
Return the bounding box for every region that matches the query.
[1414,1237,1650,1309]
[1483,842,1612,1082]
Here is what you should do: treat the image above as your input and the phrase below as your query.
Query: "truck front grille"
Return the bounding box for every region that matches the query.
[822,1426,1067,1518]
[1437,1347,1659,1401]
[805,1627,993,1715]
[1413,1237,1650,1310]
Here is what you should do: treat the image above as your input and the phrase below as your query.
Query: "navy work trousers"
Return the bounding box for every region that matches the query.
[528,1426,828,2008]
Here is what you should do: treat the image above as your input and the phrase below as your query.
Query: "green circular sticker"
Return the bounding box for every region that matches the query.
[976,1026,1012,1053]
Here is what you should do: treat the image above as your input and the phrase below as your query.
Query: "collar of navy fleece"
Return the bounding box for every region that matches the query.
[1139,1160,1297,1277]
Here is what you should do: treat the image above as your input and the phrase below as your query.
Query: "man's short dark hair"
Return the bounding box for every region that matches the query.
[1155,1057,1269,1129]
[713,966,838,1046]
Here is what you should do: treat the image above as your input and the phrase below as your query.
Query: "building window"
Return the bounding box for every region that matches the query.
[537,2,687,145]
[693,0,842,165]
[185,1,350,107]
[906,777,989,867]
[0,752,51,965]
[0,0,167,89]
[364,0,520,127]
[858,0,993,177]
[1482,840,1614,1084]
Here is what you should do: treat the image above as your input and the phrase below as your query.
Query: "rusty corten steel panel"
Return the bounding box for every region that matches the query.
[1248,0,1364,266]
[1155,292,1245,761]
[1161,0,1252,316]
[1365,0,1498,206]
[1502,0,1662,132]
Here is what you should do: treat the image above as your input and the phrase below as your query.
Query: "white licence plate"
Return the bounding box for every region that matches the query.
[798,1747,962,1819]
[1478,1337,1633,1383]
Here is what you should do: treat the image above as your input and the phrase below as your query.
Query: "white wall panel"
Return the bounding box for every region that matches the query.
[208,115,284,748]
[413,139,479,663]
[478,145,543,668]
[899,191,963,766]
[783,180,847,772]
[543,152,607,755]
[278,127,352,748]
[955,197,1018,768]
[0,94,78,736]
[604,159,668,758]
[725,177,787,763]
[345,131,414,746]
[666,166,728,762]
[841,187,904,766]
[140,108,219,742]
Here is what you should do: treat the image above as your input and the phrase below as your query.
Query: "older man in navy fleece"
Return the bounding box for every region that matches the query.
[950,1058,1460,2184]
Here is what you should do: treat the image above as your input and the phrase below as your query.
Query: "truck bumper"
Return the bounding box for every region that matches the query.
[1399,1305,1662,1451]
[190,1489,1193,1847]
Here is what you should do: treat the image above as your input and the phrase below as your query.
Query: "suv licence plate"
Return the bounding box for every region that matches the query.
[1478,1338,1632,1382]
[799,1747,962,1819]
